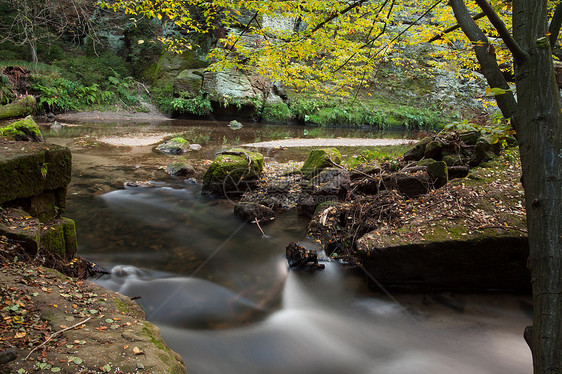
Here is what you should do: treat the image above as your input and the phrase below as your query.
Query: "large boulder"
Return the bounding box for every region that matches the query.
[382,172,431,198]
[202,148,264,198]
[0,115,43,142]
[301,148,342,179]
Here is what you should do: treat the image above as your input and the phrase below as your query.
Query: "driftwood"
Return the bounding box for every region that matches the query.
[286,242,325,270]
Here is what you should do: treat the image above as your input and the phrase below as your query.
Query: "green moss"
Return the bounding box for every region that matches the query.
[0,97,36,121]
[142,325,167,351]
[170,137,188,144]
[202,148,264,196]
[40,218,77,259]
[301,148,342,178]
[0,115,41,140]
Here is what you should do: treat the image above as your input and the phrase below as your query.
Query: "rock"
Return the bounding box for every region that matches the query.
[416,158,437,167]
[228,120,243,129]
[201,148,264,198]
[470,136,496,166]
[0,96,36,120]
[40,217,77,260]
[285,242,324,270]
[356,234,530,291]
[0,140,71,207]
[458,130,480,145]
[156,137,191,154]
[426,161,448,188]
[403,137,432,161]
[0,347,17,365]
[165,162,195,177]
[173,69,205,97]
[382,172,431,198]
[190,143,202,151]
[301,148,342,179]
[124,181,154,188]
[447,166,470,179]
[0,208,40,254]
[442,153,467,166]
[305,168,350,199]
[0,115,43,142]
[234,202,275,224]
[424,140,443,159]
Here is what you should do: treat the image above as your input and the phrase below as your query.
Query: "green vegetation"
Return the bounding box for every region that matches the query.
[345,145,411,168]
[171,92,212,115]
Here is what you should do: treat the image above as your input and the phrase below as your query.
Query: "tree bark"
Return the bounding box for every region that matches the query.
[512,1,562,373]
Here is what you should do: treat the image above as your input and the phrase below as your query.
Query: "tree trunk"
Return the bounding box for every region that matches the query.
[511,1,562,373]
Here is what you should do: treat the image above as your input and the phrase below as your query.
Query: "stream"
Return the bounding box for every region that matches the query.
[44,118,532,374]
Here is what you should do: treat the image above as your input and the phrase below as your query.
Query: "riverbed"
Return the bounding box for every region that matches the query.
[43,117,532,374]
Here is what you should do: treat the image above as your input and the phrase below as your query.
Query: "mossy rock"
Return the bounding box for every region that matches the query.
[40,217,77,259]
[403,137,432,161]
[301,148,342,179]
[174,69,205,97]
[0,141,71,205]
[424,140,443,159]
[0,115,43,142]
[417,158,437,167]
[426,161,448,188]
[156,137,191,155]
[165,162,195,177]
[202,148,264,198]
[0,96,36,121]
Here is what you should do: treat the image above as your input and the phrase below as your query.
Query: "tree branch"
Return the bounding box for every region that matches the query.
[549,2,562,48]
[308,0,369,35]
[473,0,528,63]
[449,0,517,118]
[428,12,485,43]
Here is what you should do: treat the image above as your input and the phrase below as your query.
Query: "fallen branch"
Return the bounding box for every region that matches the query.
[254,217,267,237]
[25,316,92,360]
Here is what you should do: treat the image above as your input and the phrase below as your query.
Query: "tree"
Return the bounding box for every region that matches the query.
[0,0,96,64]
[100,1,561,372]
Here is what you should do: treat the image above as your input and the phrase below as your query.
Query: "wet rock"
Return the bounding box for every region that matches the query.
[228,120,243,129]
[286,242,324,270]
[234,202,275,224]
[124,181,154,188]
[403,137,432,161]
[426,161,448,188]
[156,137,191,154]
[201,148,264,198]
[166,162,195,177]
[0,116,43,142]
[190,143,202,151]
[301,148,342,179]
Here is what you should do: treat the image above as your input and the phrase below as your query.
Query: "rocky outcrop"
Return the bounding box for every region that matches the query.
[201,148,264,198]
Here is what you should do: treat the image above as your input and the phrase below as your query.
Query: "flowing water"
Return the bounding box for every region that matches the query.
[45,118,532,374]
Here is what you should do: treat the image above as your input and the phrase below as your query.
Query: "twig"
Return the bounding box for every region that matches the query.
[254,217,267,237]
[25,316,92,360]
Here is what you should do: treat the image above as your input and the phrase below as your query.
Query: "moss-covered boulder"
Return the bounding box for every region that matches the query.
[202,148,264,198]
[156,137,191,154]
[424,140,443,159]
[301,148,342,179]
[0,96,36,120]
[0,115,43,142]
[40,218,77,259]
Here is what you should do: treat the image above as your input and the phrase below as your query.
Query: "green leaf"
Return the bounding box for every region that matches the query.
[51,367,61,372]
[73,357,83,364]
[102,364,112,372]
